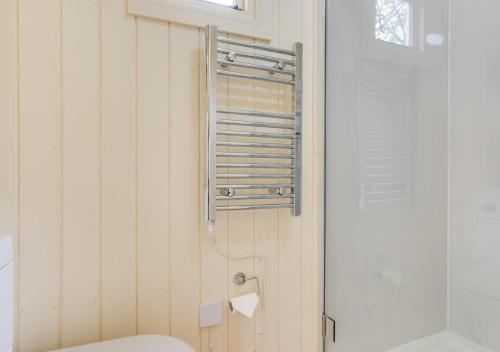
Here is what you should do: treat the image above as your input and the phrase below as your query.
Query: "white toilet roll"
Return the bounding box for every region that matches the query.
[229,293,259,318]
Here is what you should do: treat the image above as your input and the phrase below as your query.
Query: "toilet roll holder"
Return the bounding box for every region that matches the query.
[233,272,260,296]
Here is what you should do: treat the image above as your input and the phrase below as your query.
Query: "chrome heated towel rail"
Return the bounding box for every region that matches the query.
[205,25,303,221]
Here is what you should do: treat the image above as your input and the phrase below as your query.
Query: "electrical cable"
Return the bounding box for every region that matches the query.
[207,222,266,352]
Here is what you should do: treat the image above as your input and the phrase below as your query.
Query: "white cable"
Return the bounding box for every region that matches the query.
[207,222,266,352]
[210,239,264,261]
[208,327,215,352]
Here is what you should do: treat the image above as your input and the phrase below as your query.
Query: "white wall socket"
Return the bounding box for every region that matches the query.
[200,300,223,328]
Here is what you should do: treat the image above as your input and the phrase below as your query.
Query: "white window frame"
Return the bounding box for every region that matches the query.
[128,0,278,40]
[201,0,243,10]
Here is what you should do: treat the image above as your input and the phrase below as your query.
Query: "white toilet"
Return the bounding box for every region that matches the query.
[51,335,195,352]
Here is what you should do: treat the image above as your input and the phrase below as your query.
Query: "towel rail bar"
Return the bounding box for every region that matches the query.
[216,204,294,211]
[217,163,294,169]
[216,152,294,159]
[217,59,295,76]
[217,47,295,66]
[217,174,294,179]
[218,70,295,85]
[217,37,296,56]
[217,141,294,149]
[217,119,295,130]
[217,194,295,201]
[216,184,294,190]
[217,130,295,139]
[217,108,295,120]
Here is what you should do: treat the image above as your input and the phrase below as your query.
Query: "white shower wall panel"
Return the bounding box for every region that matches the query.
[449,1,500,350]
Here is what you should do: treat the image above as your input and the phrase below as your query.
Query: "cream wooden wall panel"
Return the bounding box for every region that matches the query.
[200,217,229,352]
[7,0,324,350]
[300,2,324,351]
[227,214,255,352]
[0,2,18,347]
[18,0,62,350]
[169,24,201,351]
[252,44,280,352]
[278,212,302,352]
[299,1,315,350]
[61,0,101,347]
[254,209,279,352]
[136,17,171,335]
[100,0,137,340]
[0,0,17,239]
[277,0,304,349]
[277,94,302,350]
[226,34,257,352]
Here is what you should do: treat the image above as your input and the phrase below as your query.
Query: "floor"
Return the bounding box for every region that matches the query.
[386,332,493,352]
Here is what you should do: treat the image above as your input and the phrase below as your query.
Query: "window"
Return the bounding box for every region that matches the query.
[201,0,238,8]
[200,0,243,10]
[129,0,277,40]
[375,0,412,47]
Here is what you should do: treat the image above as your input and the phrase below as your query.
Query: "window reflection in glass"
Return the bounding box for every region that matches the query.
[375,0,412,47]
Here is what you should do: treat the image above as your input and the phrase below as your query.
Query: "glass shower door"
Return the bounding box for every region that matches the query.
[324,0,449,351]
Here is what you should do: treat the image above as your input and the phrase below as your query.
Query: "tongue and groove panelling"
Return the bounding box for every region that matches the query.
[0,0,322,351]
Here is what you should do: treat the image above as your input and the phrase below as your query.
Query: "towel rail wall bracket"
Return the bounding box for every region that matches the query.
[205,24,303,222]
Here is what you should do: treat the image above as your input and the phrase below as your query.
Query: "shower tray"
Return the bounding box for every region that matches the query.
[385,332,493,352]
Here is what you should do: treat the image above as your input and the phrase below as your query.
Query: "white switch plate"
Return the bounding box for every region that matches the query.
[200,300,223,328]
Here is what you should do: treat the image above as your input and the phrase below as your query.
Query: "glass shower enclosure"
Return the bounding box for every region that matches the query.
[324,0,500,351]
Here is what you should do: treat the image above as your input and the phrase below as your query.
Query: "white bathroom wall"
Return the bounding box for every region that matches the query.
[0,1,324,351]
[325,0,449,351]
[449,1,500,350]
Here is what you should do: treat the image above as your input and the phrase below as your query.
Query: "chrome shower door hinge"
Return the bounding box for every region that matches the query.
[322,314,336,343]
